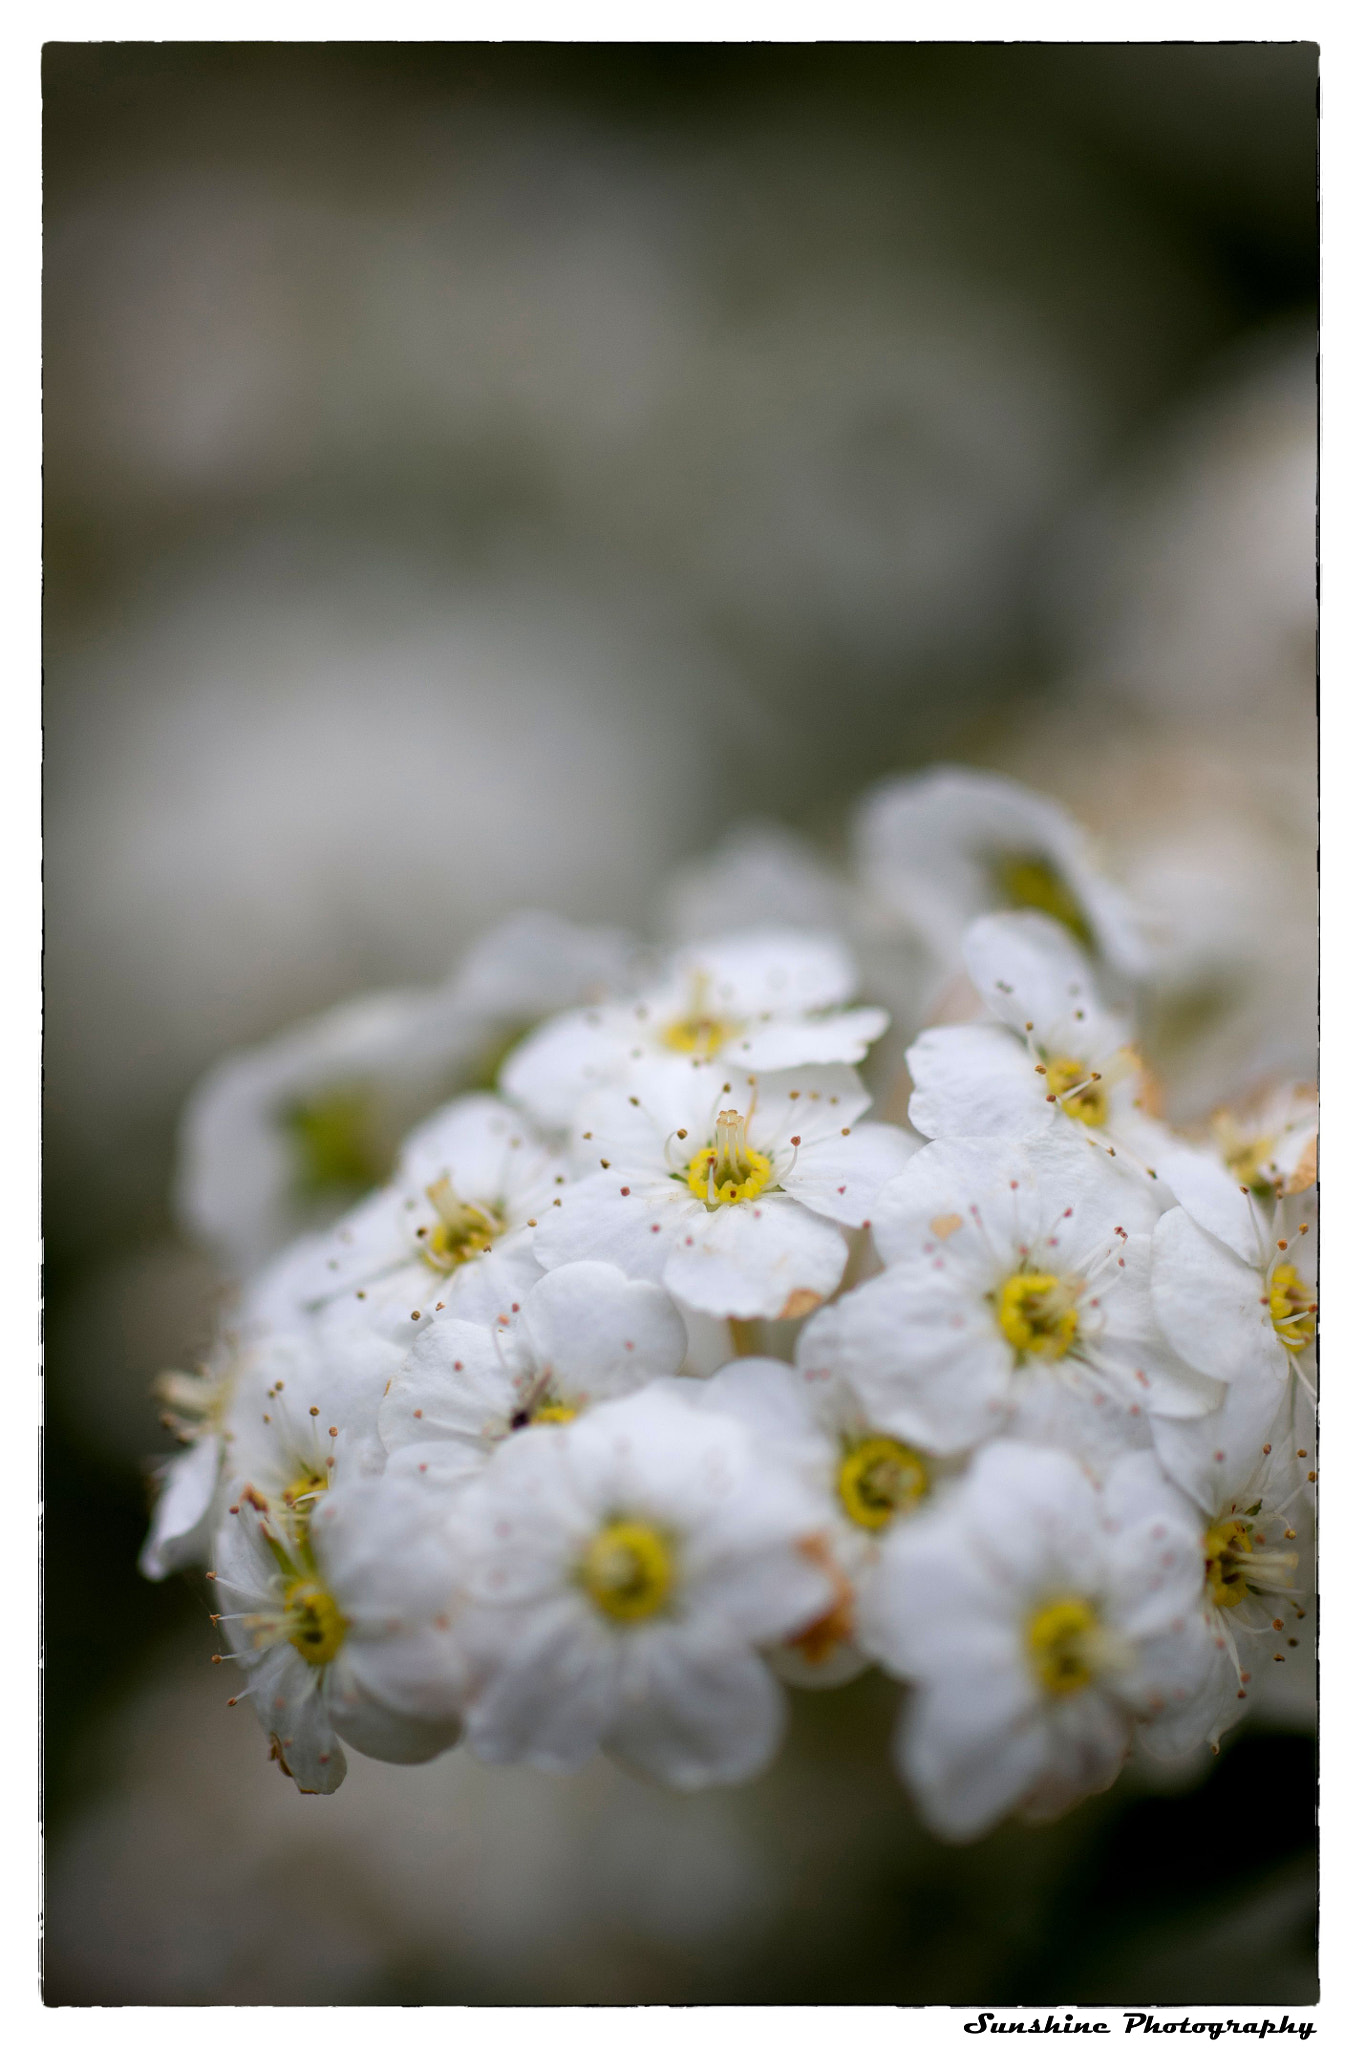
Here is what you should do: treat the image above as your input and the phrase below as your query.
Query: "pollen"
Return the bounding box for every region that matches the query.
[284,1576,348,1666]
[1027,1596,1100,1694]
[837,1436,931,1530]
[530,1401,578,1427]
[1044,1057,1107,1128]
[279,1463,329,1524]
[1269,1264,1316,1351]
[581,1520,674,1624]
[660,972,734,1059]
[420,1175,503,1272]
[1203,1517,1297,1607]
[996,1270,1080,1361]
[686,1107,774,1207]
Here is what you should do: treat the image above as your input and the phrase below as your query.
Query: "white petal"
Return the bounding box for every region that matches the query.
[907,1023,1049,1140]
[531,1170,682,1283]
[521,1260,687,1400]
[786,1122,919,1229]
[737,1007,889,1071]
[464,1597,619,1771]
[378,1320,518,1457]
[139,1438,222,1580]
[500,1009,635,1130]
[805,1263,1010,1455]
[337,1627,470,1725]
[1152,1206,1281,1385]
[1149,1363,1293,1515]
[682,929,859,1013]
[326,1657,463,1765]
[253,1641,347,1794]
[397,1092,561,1197]
[1155,1143,1267,1264]
[606,1635,789,1790]
[894,1677,1049,1842]
[962,910,1115,1048]
[662,1197,849,1319]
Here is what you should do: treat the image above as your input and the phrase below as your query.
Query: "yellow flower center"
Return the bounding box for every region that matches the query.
[1215,1123,1281,1195]
[1269,1263,1315,1351]
[529,1402,578,1427]
[283,1087,390,1199]
[994,854,1093,948]
[1045,1056,1107,1128]
[1203,1518,1255,1608]
[1027,1596,1100,1694]
[279,1464,329,1523]
[837,1437,931,1530]
[996,1271,1080,1360]
[283,1576,348,1666]
[1203,1514,1297,1608]
[420,1175,503,1272]
[581,1520,674,1624]
[660,973,736,1058]
[685,1107,774,1206]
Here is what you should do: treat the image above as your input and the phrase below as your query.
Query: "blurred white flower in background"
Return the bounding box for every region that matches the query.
[1053,333,1316,722]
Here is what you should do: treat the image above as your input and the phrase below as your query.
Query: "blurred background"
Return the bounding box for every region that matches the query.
[42,42,1318,2005]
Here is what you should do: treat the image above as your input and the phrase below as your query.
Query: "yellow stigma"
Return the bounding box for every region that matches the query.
[1203,1512,1296,1608]
[530,1401,578,1426]
[1045,1056,1107,1127]
[581,1520,674,1623]
[997,1271,1080,1360]
[1203,1518,1256,1608]
[660,973,735,1058]
[837,1437,931,1530]
[1027,1597,1100,1694]
[284,1576,348,1666]
[1269,1263,1315,1351]
[994,854,1093,948]
[420,1175,502,1272]
[1215,1121,1281,1195]
[280,1464,329,1522]
[686,1107,774,1206]
[283,1087,390,1199]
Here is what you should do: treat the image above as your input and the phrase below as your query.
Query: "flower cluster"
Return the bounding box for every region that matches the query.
[147,768,1316,1839]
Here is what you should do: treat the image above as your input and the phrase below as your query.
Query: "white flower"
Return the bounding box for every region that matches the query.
[218,1324,397,1519]
[531,1062,916,1320]
[907,911,1169,1180]
[453,1382,830,1788]
[379,1260,688,1483]
[175,988,479,1276]
[1148,1181,1316,1432]
[813,1134,1220,1472]
[213,1473,470,1793]
[853,767,1147,986]
[692,1354,957,1687]
[1202,1080,1317,1198]
[501,929,888,1132]
[142,1317,399,1580]
[175,913,637,1276]
[1139,1375,1311,1761]
[257,1094,569,1348]
[1153,1082,1317,1251]
[860,1441,1217,1839]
